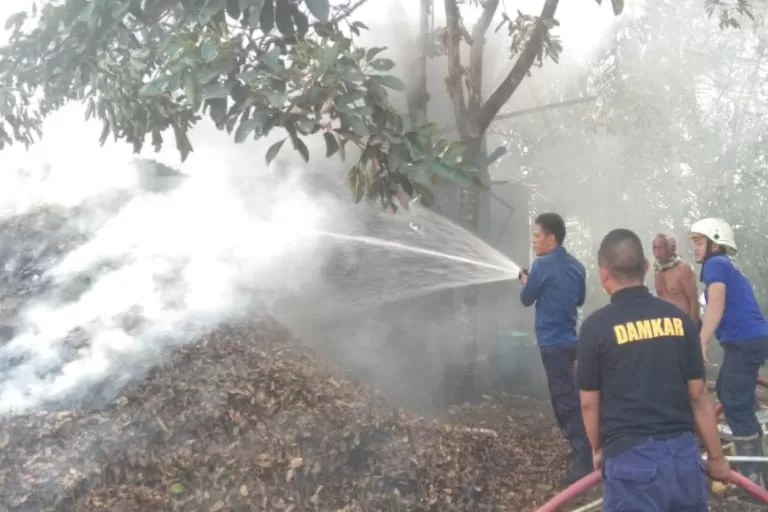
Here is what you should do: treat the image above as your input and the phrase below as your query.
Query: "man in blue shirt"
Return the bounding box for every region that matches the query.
[519,212,590,484]
[690,217,768,487]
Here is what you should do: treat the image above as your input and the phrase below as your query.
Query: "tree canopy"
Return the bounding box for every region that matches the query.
[0,0,753,212]
[0,0,482,212]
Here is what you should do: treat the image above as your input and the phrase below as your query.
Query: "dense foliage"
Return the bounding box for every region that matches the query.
[0,0,481,212]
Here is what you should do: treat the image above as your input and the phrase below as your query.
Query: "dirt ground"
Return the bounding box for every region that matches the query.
[0,322,765,511]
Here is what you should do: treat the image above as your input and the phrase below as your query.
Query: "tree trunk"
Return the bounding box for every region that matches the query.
[406,0,431,127]
[455,136,491,399]
[440,0,561,402]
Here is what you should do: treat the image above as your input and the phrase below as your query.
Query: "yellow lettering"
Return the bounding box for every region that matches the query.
[636,320,652,339]
[614,317,687,346]
[663,317,675,336]
[673,317,684,336]
[626,322,640,342]
[614,325,628,344]
[651,318,664,337]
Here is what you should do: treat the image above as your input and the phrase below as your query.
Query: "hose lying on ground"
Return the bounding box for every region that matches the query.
[534,469,768,512]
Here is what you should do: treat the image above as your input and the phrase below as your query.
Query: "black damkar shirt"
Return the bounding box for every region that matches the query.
[576,286,705,458]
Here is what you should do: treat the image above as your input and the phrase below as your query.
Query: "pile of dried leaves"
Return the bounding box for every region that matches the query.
[0,321,559,511]
[0,321,764,511]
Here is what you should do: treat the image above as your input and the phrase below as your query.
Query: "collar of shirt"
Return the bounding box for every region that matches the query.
[610,285,651,304]
[539,245,566,259]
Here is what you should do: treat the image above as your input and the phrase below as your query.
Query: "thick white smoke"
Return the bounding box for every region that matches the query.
[0,152,342,413]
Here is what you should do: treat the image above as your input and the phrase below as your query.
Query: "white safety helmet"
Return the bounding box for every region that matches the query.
[689,218,738,256]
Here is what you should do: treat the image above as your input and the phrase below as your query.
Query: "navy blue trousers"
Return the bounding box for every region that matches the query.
[540,344,589,452]
[717,336,768,437]
[603,433,708,512]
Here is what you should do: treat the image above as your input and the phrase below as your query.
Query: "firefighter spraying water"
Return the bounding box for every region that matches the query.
[517,213,593,485]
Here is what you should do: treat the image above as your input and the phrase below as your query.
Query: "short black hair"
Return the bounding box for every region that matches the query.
[535,212,566,245]
[598,228,647,282]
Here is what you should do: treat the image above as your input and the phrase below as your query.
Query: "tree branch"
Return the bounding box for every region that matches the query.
[443,0,468,137]
[407,0,431,125]
[439,96,595,135]
[467,0,500,112]
[472,0,559,137]
[494,95,597,122]
[331,0,373,24]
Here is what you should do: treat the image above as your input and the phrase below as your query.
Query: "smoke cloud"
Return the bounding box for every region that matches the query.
[0,0,622,414]
[0,157,346,413]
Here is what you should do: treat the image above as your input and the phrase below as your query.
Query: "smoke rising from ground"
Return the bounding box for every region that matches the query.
[0,161,345,413]
[0,1,622,413]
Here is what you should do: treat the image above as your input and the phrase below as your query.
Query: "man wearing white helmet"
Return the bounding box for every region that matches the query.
[690,217,768,486]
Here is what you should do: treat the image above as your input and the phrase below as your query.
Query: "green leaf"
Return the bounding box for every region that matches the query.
[77,1,96,23]
[611,0,624,15]
[442,141,468,162]
[392,172,414,196]
[139,76,169,97]
[323,131,339,157]
[292,135,310,162]
[337,91,366,104]
[260,0,275,32]
[372,75,406,91]
[227,0,241,20]
[259,46,283,74]
[265,137,287,164]
[319,44,341,69]
[185,72,201,111]
[207,98,228,127]
[427,158,478,187]
[304,0,330,22]
[199,0,226,24]
[387,143,408,173]
[365,47,387,61]
[240,0,265,14]
[235,115,266,143]
[340,114,370,137]
[201,40,219,63]
[4,11,27,32]
[201,83,232,99]
[291,4,309,36]
[275,0,294,36]
[369,58,395,71]
[411,181,435,208]
[246,0,266,26]
[98,119,110,146]
[347,166,365,203]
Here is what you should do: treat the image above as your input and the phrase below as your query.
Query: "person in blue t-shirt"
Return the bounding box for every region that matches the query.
[519,212,591,485]
[690,217,768,486]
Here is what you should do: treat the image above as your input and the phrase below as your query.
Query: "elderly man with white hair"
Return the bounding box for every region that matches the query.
[652,232,700,326]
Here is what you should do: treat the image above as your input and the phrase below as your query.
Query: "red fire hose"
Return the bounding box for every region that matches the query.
[535,378,768,510]
[536,470,768,512]
[534,471,600,512]
[535,469,768,512]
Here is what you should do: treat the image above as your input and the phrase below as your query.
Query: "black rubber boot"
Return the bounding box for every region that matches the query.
[733,434,766,488]
[561,440,593,486]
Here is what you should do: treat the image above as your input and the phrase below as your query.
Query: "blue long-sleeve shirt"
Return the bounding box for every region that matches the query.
[520,246,586,347]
